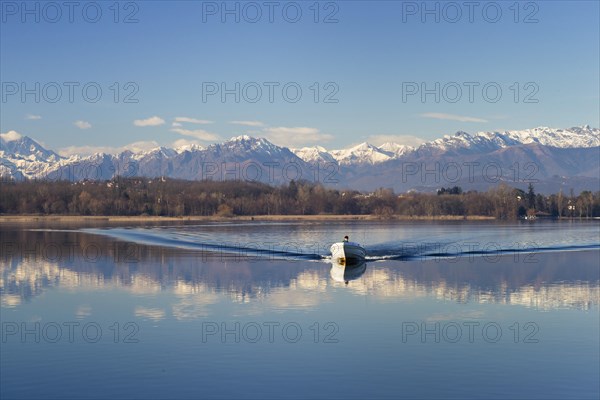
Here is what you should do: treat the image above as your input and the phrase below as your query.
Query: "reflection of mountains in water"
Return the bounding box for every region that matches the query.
[1,235,598,311]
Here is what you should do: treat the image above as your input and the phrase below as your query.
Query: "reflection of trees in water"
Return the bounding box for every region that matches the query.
[1,229,598,311]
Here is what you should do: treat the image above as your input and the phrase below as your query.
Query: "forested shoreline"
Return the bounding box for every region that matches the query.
[1,178,599,219]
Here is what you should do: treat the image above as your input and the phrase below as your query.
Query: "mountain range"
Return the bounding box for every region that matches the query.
[1,126,599,194]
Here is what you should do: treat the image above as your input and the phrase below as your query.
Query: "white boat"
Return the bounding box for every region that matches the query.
[330,241,366,263]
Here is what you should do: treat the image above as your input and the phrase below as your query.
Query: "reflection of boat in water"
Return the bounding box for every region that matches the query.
[330,259,367,284]
[330,241,366,264]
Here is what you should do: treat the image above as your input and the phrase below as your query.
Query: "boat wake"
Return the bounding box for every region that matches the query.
[77,227,600,263]
[83,228,325,261]
[365,243,600,261]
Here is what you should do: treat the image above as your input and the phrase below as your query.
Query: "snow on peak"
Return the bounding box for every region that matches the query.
[175,143,204,153]
[217,136,290,158]
[224,135,276,149]
[311,145,328,152]
[486,126,600,148]
[229,135,253,142]
[292,146,335,163]
[133,146,177,160]
[331,142,392,165]
[379,142,411,156]
[0,134,60,162]
[351,142,374,151]
[420,126,600,153]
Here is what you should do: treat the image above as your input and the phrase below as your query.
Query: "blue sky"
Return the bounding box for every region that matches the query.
[1,0,599,154]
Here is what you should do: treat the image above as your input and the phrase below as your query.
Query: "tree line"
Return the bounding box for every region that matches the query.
[1,178,599,219]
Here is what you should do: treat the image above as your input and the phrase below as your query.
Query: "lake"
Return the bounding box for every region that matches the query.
[1,220,599,399]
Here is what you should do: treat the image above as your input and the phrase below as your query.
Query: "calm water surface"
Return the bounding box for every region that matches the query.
[1,220,599,399]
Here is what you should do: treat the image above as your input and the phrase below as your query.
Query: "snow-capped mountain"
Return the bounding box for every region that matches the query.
[174,143,204,154]
[479,125,599,148]
[291,146,336,164]
[419,125,599,153]
[0,132,60,162]
[0,132,64,180]
[329,142,394,165]
[208,135,298,161]
[1,126,598,193]
[378,142,413,157]
[132,146,177,161]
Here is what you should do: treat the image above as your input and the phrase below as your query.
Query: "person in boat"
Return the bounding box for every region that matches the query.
[343,235,349,242]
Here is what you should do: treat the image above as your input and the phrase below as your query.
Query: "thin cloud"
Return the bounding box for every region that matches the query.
[420,113,488,123]
[134,116,165,127]
[25,114,42,120]
[122,140,162,153]
[59,140,160,157]
[172,138,204,149]
[366,134,425,147]
[171,128,220,141]
[263,126,334,148]
[230,120,265,127]
[174,117,213,124]
[58,145,121,157]
[172,122,183,127]
[74,120,92,129]
[238,130,263,136]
